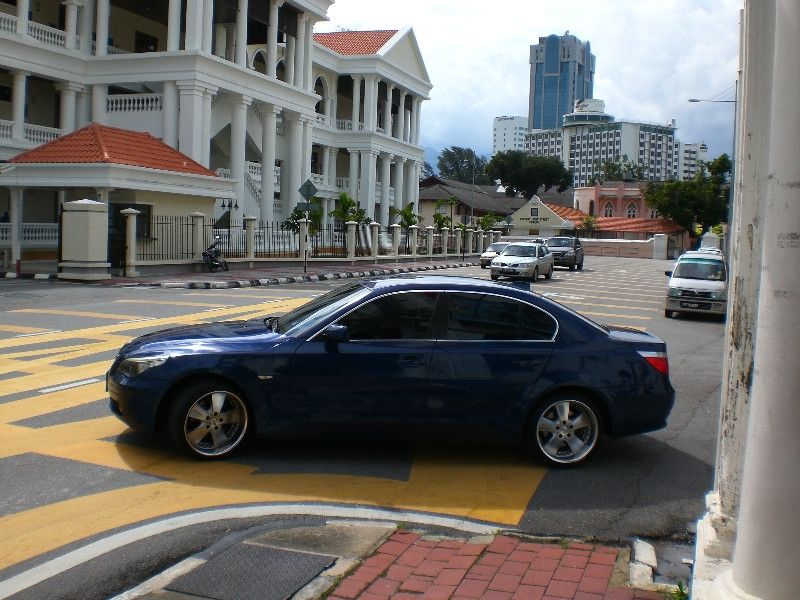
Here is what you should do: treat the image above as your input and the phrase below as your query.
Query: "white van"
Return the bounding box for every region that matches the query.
[664,248,728,320]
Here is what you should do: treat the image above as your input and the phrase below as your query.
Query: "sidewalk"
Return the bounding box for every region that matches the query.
[121,520,680,600]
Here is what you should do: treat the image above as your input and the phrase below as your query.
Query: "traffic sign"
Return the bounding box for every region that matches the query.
[296,202,314,211]
[299,179,318,201]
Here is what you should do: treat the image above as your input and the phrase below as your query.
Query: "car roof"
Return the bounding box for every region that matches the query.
[505,241,541,247]
[678,248,725,261]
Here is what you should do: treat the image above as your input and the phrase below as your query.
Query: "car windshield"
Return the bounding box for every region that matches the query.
[673,258,726,281]
[275,281,371,336]
[547,238,572,247]
[485,243,508,253]
[502,245,536,257]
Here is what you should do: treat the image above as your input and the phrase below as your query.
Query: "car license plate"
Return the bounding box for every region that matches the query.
[500,269,515,274]
[680,301,708,309]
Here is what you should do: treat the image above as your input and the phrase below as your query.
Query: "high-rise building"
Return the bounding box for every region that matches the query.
[492,116,528,155]
[528,33,595,131]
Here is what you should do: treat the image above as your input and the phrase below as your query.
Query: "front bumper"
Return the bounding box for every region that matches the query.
[107,371,164,432]
[666,297,727,315]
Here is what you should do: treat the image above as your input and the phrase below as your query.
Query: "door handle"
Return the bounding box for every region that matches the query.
[399,356,427,368]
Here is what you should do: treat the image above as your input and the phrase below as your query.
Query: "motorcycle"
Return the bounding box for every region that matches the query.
[202,237,228,272]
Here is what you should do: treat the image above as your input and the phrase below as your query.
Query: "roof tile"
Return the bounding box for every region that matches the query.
[313,30,397,55]
[10,123,217,176]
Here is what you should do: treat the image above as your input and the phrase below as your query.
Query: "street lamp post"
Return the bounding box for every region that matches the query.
[688,81,738,254]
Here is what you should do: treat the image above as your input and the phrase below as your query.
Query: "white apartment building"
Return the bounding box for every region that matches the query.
[0,0,431,230]
[492,115,527,155]
[678,141,709,180]
[524,99,701,187]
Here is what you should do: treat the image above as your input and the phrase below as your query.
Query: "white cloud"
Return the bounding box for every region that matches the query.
[316,0,741,164]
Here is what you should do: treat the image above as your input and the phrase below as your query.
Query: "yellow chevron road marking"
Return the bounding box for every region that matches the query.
[11,309,148,320]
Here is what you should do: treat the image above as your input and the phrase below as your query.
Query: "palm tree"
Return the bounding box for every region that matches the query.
[389,202,424,252]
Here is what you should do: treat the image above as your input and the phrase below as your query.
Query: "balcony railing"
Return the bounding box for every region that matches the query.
[0,223,59,249]
[107,94,163,113]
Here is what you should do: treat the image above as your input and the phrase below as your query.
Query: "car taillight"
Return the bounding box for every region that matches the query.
[638,351,669,375]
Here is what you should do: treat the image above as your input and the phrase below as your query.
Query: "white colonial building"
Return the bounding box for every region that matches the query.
[0,0,432,265]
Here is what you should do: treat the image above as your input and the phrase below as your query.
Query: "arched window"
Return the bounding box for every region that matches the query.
[627,203,637,218]
[604,203,614,217]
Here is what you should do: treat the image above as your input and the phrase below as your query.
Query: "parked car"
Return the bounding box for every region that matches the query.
[546,236,584,270]
[490,242,554,282]
[664,248,728,320]
[108,275,674,466]
[479,242,509,268]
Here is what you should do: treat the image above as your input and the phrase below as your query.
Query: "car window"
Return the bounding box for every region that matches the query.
[336,291,438,340]
[674,258,726,281]
[547,238,570,247]
[443,293,556,341]
[503,245,535,257]
[277,281,369,336]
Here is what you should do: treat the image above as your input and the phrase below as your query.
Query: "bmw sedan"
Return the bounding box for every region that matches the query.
[108,276,674,466]
[490,242,554,282]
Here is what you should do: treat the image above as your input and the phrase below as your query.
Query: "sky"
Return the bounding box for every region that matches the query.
[315,0,741,169]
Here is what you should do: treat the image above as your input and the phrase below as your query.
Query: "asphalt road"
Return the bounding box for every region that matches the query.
[0,257,724,596]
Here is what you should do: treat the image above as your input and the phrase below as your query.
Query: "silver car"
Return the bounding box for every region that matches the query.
[490,242,554,282]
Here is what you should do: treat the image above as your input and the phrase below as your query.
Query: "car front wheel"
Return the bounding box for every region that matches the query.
[168,382,250,459]
[529,266,539,282]
[527,394,601,465]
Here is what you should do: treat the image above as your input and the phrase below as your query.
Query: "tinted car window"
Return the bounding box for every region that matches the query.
[337,291,438,339]
[278,281,369,336]
[521,304,558,340]
[444,293,557,341]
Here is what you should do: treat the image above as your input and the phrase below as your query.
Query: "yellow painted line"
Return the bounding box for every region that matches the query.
[0,324,52,334]
[0,382,107,422]
[11,309,149,320]
[557,301,655,312]
[0,362,110,394]
[114,299,232,308]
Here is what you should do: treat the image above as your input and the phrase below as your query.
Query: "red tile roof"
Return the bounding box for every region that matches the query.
[545,203,587,222]
[595,217,683,234]
[10,123,217,176]
[313,30,397,55]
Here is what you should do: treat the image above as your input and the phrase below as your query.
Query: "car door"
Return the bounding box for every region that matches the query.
[290,290,439,427]
[426,291,556,437]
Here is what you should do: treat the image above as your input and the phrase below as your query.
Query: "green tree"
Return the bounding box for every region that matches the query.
[436,146,490,184]
[433,195,459,230]
[281,197,324,234]
[421,161,435,178]
[589,154,648,184]
[478,212,501,230]
[389,202,424,251]
[329,192,369,225]
[644,154,731,237]
[485,151,572,199]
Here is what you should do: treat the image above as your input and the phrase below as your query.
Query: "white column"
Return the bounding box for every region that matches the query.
[64,0,80,50]
[351,75,362,129]
[11,71,28,141]
[167,0,182,51]
[303,17,313,91]
[285,35,296,86]
[91,83,107,124]
[321,144,331,187]
[363,75,378,131]
[56,82,82,133]
[224,24,235,61]
[235,0,248,67]
[286,112,304,214]
[184,0,203,51]
[78,0,95,54]
[162,82,179,148]
[413,97,422,145]
[397,90,407,141]
[76,88,91,128]
[16,0,29,38]
[327,147,338,187]
[294,14,307,89]
[202,0,214,53]
[301,116,313,187]
[260,104,279,222]
[394,157,406,210]
[95,0,109,55]
[348,149,360,202]
[384,83,394,134]
[379,153,393,225]
[201,89,214,167]
[230,95,252,211]
[360,150,378,221]
[710,2,800,599]
[9,189,22,267]
[266,0,281,77]
[404,160,417,212]
[177,82,207,162]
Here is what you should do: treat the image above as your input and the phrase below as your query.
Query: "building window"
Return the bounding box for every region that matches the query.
[627,203,637,218]
[604,203,614,217]
[135,31,158,53]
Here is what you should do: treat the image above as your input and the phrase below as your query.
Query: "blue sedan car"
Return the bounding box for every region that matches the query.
[108,275,674,466]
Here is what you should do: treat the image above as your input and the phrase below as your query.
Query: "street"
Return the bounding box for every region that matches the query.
[0,257,724,597]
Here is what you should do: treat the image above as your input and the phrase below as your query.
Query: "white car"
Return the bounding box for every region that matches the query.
[479,242,509,268]
[664,248,727,320]
[490,242,554,282]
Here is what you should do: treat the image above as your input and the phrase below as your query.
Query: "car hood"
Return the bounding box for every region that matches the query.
[118,320,288,358]
[493,256,537,264]
[669,276,726,292]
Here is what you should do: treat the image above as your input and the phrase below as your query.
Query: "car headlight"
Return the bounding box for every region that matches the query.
[564,250,574,256]
[668,288,682,297]
[710,291,727,300]
[117,356,168,378]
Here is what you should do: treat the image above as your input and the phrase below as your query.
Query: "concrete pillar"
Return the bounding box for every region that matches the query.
[121,208,140,277]
[78,0,95,54]
[346,221,357,260]
[64,0,80,50]
[304,17,314,91]
[56,82,81,133]
[8,189,22,268]
[58,199,110,280]
[441,227,450,255]
[167,0,181,51]
[360,150,378,221]
[16,0,29,38]
[370,221,380,257]
[76,88,91,129]
[95,0,109,55]
[393,157,406,211]
[391,223,401,255]
[11,71,27,141]
[235,0,248,67]
[379,153,393,226]
[409,225,418,256]
[162,82,179,148]
[294,14,306,88]
[466,229,474,255]
[184,0,202,51]
[384,83,394,134]
[652,233,668,259]
[351,75,362,129]
[91,83,107,125]
[244,215,257,259]
[285,35,295,86]
[202,0,214,53]
[285,112,304,214]
[260,104,279,223]
[363,75,378,131]
[201,88,213,167]
[266,0,281,77]
[191,212,206,260]
[348,149,360,202]
[230,95,252,213]
[425,226,435,255]
[397,90,406,140]
[177,82,209,163]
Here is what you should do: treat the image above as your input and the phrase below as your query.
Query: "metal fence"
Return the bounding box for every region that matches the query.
[136,215,194,261]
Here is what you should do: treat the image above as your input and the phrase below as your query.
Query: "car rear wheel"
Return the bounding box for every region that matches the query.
[527,394,601,465]
[490,273,499,281]
[665,309,674,318]
[168,381,250,459]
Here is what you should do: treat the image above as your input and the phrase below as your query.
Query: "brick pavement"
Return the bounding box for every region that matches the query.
[326,532,665,600]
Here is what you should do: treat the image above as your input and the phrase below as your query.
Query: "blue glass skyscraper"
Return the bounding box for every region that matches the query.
[528,33,595,131]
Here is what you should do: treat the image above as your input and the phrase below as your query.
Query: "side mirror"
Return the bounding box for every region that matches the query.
[665,271,673,277]
[322,323,350,343]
